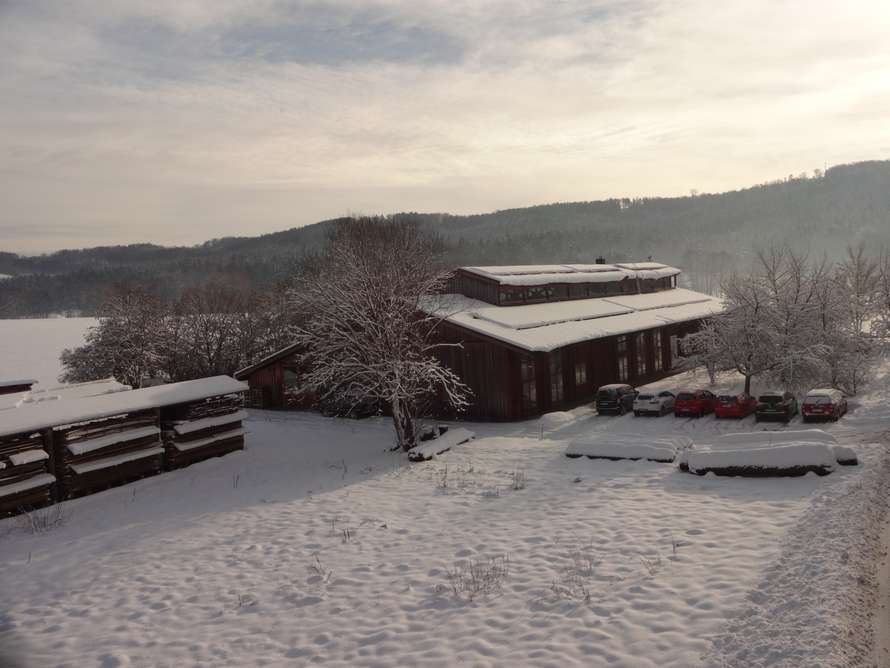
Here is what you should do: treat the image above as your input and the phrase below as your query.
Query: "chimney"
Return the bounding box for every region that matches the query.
[595,256,606,265]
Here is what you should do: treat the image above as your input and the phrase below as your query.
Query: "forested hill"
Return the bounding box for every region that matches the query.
[2,160,889,316]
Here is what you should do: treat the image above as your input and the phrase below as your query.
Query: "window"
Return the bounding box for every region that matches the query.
[616,335,628,355]
[525,286,549,303]
[499,287,526,305]
[574,361,587,386]
[521,356,537,412]
[653,330,663,372]
[636,333,648,377]
[550,355,564,404]
[589,282,607,296]
[549,285,568,301]
[568,284,589,299]
[616,335,629,381]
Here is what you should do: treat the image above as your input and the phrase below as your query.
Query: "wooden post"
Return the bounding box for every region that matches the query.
[41,427,59,502]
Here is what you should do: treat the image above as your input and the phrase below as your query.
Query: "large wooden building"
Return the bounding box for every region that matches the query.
[236,261,723,421]
[425,262,722,420]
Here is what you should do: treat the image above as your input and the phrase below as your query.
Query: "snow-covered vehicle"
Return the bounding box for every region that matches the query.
[674,389,717,417]
[595,384,637,415]
[755,391,798,423]
[633,390,675,416]
[801,388,847,422]
[714,393,756,419]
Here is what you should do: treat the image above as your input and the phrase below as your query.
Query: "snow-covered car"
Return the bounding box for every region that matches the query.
[674,389,717,418]
[801,388,847,422]
[633,390,675,416]
[755,391,798,423]
[714,393,757,419]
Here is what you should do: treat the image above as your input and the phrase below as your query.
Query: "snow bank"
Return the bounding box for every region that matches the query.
[686,443,837,477]
[712,429,837,448]
[566,434,691,463]
[8,449,49,466]
[408,427,474,462]
[833,445,859,466]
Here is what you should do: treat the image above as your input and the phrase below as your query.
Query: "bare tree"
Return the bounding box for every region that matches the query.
[289,217,469,451]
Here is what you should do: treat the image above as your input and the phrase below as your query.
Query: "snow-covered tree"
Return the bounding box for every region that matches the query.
[828,245,880,394]
[683,271,776,395]
[289,217,470,451]
[60,286,165,387]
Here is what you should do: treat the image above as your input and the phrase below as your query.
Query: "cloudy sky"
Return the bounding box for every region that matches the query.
[2,1,890,253]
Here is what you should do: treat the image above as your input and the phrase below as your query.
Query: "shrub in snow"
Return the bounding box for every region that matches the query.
[685,443,837,477]
[445,555,509,602]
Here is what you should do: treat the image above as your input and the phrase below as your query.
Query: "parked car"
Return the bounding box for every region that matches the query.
[633,390,676,416]
[674,389,717,417]
[801,388,847,422]
[596,384,637,415]
[714,393,757,419]
[755,391,798,423]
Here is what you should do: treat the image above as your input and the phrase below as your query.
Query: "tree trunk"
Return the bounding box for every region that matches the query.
[391,398,417,452]
[744,374,752,396]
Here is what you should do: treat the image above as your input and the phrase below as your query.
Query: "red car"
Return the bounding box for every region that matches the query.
[714,393,757,419]
[674,389,717,418]
[801,388,848,422]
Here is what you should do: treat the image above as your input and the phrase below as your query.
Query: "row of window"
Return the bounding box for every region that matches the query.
[522,330,673,412]
[497,277,674,306]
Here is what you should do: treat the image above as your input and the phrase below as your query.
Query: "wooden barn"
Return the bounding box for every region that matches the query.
[425,262,723,420]
[0,376,247,511]
[235,261,722,421]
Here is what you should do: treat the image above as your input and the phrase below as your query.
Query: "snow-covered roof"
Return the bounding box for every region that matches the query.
[0,379,36,388]
[425,288,723,352]
[0,376,247,439]
[461,263,680,286]
[0,377,132,412]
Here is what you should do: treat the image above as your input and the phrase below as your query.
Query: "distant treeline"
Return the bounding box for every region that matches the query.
[3,160,890,316]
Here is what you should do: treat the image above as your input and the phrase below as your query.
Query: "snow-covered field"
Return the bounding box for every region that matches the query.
[0,319,887,667]
[0,318,95,387]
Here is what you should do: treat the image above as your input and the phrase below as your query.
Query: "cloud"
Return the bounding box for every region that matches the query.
[1,0,890,252]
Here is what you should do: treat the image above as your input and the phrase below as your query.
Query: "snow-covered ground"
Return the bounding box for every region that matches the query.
[0,319,887,667]
[0,317,95,388]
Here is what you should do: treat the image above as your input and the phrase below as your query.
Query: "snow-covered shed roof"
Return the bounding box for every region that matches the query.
[0,379,36,388]
[460,263,680,286]
[234,342,301,380]
[0,376,247,439]
[425,288,723,352]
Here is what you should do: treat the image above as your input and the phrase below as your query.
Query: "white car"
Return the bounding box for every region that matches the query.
[633,390,676,416]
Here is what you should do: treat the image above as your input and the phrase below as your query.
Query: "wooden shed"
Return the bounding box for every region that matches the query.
[0,376,247,509]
